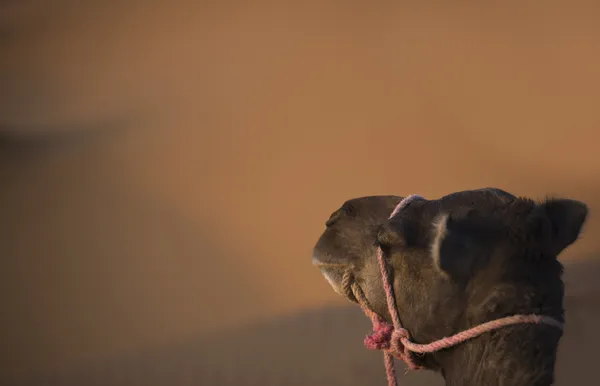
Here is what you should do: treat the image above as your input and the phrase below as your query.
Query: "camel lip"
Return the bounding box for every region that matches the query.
[311,252,349,268]
[319,268,346,297]
[312,252,358,303]
[316,265,359,304]
[311,260,347,268]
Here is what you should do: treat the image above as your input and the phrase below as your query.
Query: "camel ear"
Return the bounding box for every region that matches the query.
[430,210,493,282]
[378,194,427,249]
[532,199,588,257]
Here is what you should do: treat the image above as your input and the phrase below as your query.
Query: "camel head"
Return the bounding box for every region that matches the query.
[312,188,588,386]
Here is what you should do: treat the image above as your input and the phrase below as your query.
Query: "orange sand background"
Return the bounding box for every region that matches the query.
[1,2,599,385]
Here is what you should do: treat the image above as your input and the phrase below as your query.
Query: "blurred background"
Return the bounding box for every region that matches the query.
[1,2,599,385]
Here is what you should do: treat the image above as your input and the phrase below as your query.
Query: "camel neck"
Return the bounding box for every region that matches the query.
[435,327,561,386]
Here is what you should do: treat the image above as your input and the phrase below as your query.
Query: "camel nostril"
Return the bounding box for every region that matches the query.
[325,210,341,227]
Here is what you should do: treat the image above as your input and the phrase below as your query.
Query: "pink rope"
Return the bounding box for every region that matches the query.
[355,195,564,386]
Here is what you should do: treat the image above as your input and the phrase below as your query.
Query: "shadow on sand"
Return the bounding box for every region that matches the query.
[7,258,599,386]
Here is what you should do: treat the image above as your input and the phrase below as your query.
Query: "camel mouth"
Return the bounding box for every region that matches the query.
[312,251,358,303]
[311,256,347,269]
[318,267,344,294]
[317,266,359,304]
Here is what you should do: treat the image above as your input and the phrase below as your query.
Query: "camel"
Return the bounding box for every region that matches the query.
[312,188,588,386]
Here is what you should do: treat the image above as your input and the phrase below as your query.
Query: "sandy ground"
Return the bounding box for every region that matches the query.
[5,261,600,386]
[1,2,600,385]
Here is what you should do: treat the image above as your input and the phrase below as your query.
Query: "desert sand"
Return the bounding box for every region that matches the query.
[1,2,600,385]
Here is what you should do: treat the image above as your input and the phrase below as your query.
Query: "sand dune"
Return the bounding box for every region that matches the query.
[2,1,600,384]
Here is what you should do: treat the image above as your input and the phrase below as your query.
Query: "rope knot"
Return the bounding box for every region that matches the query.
[364,321,393,350]
[363,321,423,371]
[390,329,422,370]
[391,328,409,341]
[390,328,410,354]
